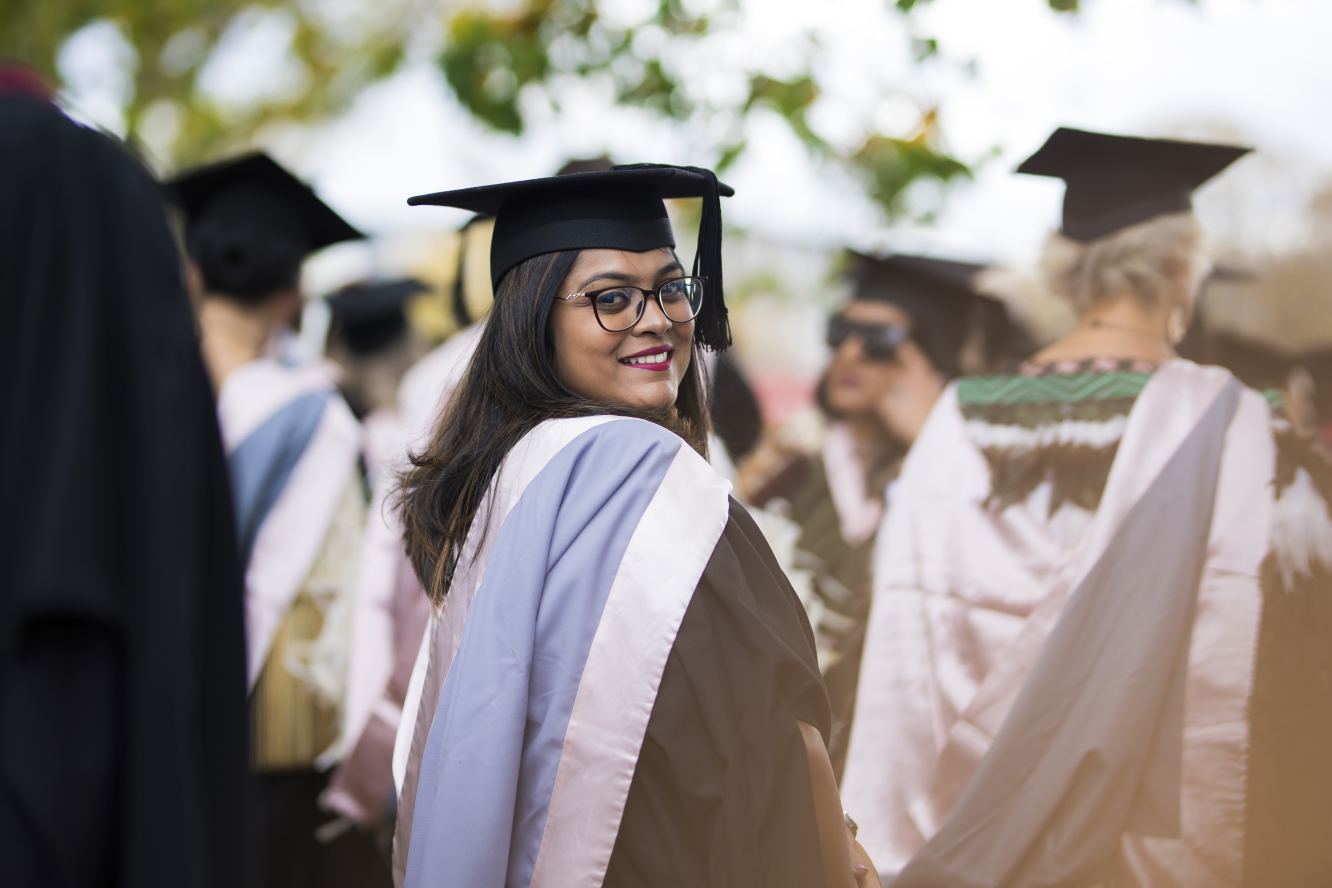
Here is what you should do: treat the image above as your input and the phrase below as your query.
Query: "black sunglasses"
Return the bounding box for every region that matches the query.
[826,315,912,362]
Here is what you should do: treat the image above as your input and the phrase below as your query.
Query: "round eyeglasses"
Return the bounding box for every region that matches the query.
[557,277,705,333]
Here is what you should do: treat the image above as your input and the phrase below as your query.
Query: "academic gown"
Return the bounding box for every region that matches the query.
[394,416,832,888]
[0,89,248,887]
[216,357,375,887]
[605,500,832,888]
[843,359,1332,887]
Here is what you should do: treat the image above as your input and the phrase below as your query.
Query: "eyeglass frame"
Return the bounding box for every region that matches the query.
[556,276,706,333]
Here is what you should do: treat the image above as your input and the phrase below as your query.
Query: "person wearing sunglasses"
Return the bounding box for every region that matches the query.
[742,250,1006,780]
[843,130,1332,887]
[392,165,877,888]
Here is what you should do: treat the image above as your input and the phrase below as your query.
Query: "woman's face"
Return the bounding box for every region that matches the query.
[550,247,694,411]
[824,299,915,419]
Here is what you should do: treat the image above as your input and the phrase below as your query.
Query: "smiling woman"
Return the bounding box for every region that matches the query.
[550,248,701,411]
[393,165,877,888]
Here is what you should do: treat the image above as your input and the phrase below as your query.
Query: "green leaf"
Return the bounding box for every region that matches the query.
[745,74,821,148]
[852,124,972,219]
[716,139,747,173]
[911,36,939,62]
[618,57,690,118]
[439,6,552,135]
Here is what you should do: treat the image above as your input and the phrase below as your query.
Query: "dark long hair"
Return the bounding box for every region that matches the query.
[398,248,710,606]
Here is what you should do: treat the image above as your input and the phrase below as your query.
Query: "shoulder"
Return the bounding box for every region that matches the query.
[534,416,708,486]
[498,416,714,511]
[217,359,355,450]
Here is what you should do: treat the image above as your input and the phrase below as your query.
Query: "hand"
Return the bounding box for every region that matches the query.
[875,340,945,446]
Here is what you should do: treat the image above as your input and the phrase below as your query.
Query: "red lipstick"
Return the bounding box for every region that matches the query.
[618,345,673,372]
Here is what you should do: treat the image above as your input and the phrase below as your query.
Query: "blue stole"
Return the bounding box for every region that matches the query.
[227,391,329,570]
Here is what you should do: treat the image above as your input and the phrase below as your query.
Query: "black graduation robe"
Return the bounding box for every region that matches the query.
[605,499,833,888]
[0,88,249,887]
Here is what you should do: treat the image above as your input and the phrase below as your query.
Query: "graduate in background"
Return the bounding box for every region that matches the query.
[321,276,439,858]
[168,153,378,887]
[326,277,435,481]
[323,218,494,846]
[844,128,1332,887]
[394,165,877,888]
[0,71,248,886]
[741,252,1006,778]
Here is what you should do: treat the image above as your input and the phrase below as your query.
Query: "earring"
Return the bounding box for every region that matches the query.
[1167,307,1188,346]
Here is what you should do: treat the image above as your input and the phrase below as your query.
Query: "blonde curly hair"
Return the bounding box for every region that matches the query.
[1040,212,1211,315]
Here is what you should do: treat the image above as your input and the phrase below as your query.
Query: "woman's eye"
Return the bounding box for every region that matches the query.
[595,289,633,312]
[658,281,687,303]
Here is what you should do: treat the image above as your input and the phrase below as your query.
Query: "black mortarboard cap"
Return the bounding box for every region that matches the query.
[328,278,429,355]
[1017,127,1251,242]
[167,152,364,253]
[846,251,993,377]
[407,164,734,351]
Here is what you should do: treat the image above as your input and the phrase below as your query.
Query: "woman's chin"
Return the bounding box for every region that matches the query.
[826,395,869,417]
[610,378,678,412]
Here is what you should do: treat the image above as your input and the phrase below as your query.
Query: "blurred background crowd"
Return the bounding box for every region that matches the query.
[6,0,1332,885]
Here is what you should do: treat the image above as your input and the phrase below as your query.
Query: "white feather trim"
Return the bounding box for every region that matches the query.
[965,414,1129,453]
[1270,466,1332,590]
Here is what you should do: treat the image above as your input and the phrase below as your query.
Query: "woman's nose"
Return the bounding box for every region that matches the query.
[634,294,671,334]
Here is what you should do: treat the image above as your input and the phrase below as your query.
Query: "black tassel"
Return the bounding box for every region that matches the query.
[681,165,730,352]
[614,163,731,352]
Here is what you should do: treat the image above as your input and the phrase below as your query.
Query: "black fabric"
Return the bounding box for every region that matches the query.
[167,152,364,251]
[1017,127,1251,242]
[341,314,409,355]
[0,93,250,887]
[605,499,832,888]
[708,354,763,462]
[492,215,676,289]
[253,770,393,888]
[328,278,429,355]
[328,278,429,326]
